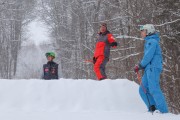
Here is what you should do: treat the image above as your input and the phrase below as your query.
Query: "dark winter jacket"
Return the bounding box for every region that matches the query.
[94,31,117,58]
[43,61,59,80]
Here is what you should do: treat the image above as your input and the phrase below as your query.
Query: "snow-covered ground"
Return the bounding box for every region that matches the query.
[0,79,179,120]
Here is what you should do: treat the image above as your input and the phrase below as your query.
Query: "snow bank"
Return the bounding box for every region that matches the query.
[0,79,144,112]
[0,79,179,120]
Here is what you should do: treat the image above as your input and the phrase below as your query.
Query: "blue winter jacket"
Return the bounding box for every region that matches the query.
[140,33,163,71]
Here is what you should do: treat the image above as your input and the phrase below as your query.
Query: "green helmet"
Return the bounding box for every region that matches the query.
[45,52,55,58]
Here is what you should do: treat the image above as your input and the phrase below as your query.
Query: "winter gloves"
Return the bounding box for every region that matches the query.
[110,42,117,48]
[134,65,139,73]
[134,64,144,73]
[93,57,97,64]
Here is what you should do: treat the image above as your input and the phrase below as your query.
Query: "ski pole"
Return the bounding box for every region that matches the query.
[136,71,153,114]
[84,60,93,63]
[83,60,93,65]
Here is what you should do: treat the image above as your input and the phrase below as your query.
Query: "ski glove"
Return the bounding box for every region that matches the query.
[110,42,117,48]
[93,57,97,64]
[134,64,144,73]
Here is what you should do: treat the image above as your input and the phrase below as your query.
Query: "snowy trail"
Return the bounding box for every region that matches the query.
[0,79,179,120]
[1,111,179,120]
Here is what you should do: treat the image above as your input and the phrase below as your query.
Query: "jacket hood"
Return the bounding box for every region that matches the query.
[144,33,160,42]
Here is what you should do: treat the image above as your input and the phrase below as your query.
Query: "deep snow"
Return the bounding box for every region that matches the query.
[0,79,179,120]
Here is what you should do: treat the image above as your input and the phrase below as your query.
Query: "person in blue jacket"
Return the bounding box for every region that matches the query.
[134,24,168,113]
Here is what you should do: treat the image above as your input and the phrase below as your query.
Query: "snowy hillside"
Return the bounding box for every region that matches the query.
[0,79,179,120]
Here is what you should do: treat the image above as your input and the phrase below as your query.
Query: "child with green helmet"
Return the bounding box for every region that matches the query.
[43,52,59,80]
[46,52,56,58]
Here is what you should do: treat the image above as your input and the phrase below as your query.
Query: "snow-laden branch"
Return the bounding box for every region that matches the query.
[92,16,131,23]
[169,11,180,17]
[112,52,141,61]
[1,8,24,11]
[11,40,21,42]
[163,68,171,72]
[162,35,176,40]
[80,0,94,34]
[61,3,79,17]
[116,35,143,40]
[162,73,173,79]
[162,73,180,81]
[82,1,96,4]
[105,1,119,8]
[111,47,136,52]
[0,18,22,21]
[162,53,172,60]
[162,35,180,45]
[82,44,94,53]
[155,19,180,27]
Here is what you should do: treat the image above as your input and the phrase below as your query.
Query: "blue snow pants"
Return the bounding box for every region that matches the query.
[139,68,168,113]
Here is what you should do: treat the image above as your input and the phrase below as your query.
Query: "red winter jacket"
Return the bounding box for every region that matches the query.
[94,31,117,58]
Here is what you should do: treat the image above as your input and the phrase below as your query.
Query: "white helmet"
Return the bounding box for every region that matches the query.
[140,24,156,35]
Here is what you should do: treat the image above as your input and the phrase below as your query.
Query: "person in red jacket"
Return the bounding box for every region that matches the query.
[93,23,117,80]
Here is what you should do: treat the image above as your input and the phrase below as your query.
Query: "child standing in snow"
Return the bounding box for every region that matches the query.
[134,24,168,113]
[43,52,59,80]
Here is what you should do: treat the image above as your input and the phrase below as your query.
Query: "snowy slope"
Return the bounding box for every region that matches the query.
[0,79,179,120]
